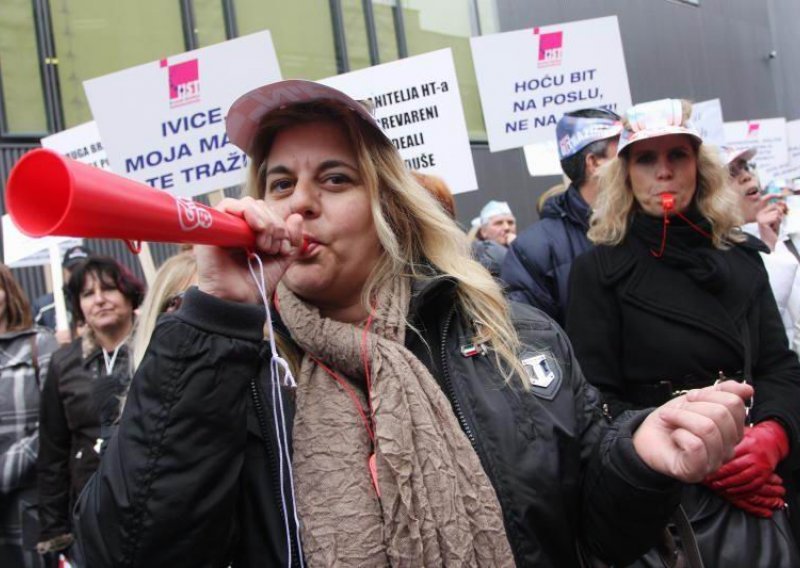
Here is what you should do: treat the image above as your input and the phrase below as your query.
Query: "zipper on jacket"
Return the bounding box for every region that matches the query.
[249,378,300,567]
[438,304,527,564]
[438,305,477,449]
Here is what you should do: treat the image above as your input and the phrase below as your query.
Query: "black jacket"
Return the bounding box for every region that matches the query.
[566,236,800,469]
[75,283,680,567]
[471,239,508,279]
[502,185,593,325]
[31,292,75,332]
[37,333,131,542]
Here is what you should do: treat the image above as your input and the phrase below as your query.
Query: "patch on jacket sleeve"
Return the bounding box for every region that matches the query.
[520,350,562,400]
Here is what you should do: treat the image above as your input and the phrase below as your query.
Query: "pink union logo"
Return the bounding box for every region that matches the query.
[174,196,213,232]
[746,122,761,138]
[534,28,563,68]
[163,58,200,108]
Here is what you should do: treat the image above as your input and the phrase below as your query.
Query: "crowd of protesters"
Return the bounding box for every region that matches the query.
[2,82,800,568]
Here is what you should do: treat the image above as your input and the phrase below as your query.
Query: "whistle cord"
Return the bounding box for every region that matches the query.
[650,196,713,258]
[247,252,305,568]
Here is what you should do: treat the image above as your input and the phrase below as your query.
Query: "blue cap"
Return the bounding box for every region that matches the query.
[556,110,623,160]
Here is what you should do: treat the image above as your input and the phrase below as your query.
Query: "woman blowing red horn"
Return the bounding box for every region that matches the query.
[74,83,750,567]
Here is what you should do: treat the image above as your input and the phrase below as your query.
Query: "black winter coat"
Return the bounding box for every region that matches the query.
[566,236,800,469]
[502,185,593,325]
[75,283,681,567]
[37,334,131,542]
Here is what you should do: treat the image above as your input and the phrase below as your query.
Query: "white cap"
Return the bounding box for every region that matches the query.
[479,201,513,226]
[618,99,703,155]
[720,145,757,166]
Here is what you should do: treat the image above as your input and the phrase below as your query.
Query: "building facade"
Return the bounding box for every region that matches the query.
[1,0,798,297]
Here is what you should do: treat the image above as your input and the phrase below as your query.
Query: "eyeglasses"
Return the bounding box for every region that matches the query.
[162,292,185,313]
[729,159,757,178]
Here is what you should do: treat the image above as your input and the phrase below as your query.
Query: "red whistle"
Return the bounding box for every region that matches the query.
[300,236,310,254]
[660,193,675,211]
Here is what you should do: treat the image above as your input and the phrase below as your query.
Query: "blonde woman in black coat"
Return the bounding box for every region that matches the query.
[567,99,800,566]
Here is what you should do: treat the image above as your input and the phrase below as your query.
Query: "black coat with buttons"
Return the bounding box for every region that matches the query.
[566,234,800,470]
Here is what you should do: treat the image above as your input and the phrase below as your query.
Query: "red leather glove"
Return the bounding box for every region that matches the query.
[725,473,787,518]
[704,420,789,495]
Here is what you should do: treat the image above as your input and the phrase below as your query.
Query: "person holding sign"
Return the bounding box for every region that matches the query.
[567,99,800,566]
[502,108,621,325]
[724,146,800,346]
[75,81,750,567]
[726,147,788,251]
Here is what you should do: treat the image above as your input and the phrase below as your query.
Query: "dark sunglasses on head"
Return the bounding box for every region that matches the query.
[729,159,757,178]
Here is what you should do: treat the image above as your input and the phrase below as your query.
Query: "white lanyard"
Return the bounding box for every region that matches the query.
[102,344,122,376]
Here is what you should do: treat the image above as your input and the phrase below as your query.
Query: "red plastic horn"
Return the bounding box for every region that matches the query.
[6,148,255,249]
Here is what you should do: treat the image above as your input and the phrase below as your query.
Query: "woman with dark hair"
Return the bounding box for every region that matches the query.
[0,263,58,568]
[36,257,143,565]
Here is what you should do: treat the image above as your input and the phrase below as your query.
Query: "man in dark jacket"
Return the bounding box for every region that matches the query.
[31,245,91,343]
[502,108,621,324]
[471,200,517,278]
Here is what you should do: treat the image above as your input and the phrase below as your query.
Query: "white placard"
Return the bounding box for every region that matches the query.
[789,120,800,178]
[1,122,108,266]
[42,120,110,171]
[2,216,82,268]
[691,99,725,147]
[724,118,788,185]
[784,195,800,235]
[523,141,562,177]
[320,49,477,194]
[84,31,282,198]
[470,16,632,152]
[760,120,800,184]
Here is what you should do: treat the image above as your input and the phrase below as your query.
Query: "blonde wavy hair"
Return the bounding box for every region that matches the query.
[132,251,197,370]
[245,101,525,385]
[588,100,744,248]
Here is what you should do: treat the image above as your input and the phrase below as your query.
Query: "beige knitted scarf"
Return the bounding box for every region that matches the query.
[276,277,514,567]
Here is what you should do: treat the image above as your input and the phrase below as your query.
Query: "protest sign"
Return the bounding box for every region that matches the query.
[84,31,281,197]
[783,195,800,236]
[691,99,725,147]
[1,122,107,267]
[724,118,788,185]
[321,49,477,194]
[523,141,562,177]
[2,216,81,268]
[470,16,632,152]
[758,120,800,185]
[41,120,109,171]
